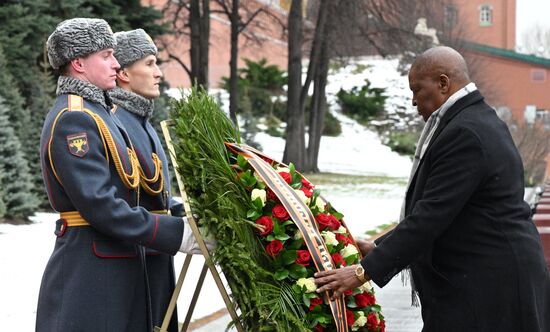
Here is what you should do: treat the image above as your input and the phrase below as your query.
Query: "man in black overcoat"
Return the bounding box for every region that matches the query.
[315,46,550,331]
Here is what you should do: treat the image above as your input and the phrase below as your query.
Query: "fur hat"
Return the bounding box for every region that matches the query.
[46,18,116,70]
[113,29,158,68]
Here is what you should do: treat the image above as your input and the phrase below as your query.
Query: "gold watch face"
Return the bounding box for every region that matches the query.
[356,265,364,276]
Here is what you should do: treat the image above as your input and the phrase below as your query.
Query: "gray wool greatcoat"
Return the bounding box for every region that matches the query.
[113,102,181,332]
[362,90,550,331]
[37,86,184,331]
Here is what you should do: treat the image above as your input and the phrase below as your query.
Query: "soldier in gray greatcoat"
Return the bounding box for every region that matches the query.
[109,28,179,331]
[37,18,210,332]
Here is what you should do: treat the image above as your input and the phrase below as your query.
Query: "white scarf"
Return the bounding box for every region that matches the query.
[400,82,477,220]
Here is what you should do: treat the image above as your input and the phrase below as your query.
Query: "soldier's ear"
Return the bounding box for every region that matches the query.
[70,58,86,74]
[116,69,130,83]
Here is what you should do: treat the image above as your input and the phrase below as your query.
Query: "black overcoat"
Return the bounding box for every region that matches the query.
[363,91,550,331]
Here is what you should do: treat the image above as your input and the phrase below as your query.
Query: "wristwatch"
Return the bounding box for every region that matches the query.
[355,264,367,283]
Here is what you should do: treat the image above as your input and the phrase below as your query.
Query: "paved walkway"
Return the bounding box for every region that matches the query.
[191,276,423,331]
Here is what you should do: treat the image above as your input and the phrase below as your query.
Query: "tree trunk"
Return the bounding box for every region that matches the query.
[228,0,240,124]
[189,0,200,85]
[282,0,306,169]
[198,0,210,87]
[306,36,329,172]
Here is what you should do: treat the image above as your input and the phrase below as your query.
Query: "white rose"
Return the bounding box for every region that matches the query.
[358,281,373,293]
[334,226,347,234]
[296,277,317,293]
[294,189,310,204]
[341,244,358,258]
[276,166,290,174]
[352,311,367,331]
[251,188,266,206]
[321,231,339,246]
[314,197,326,212]
[293,229,303,240]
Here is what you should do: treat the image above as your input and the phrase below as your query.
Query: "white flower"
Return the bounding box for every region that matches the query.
[334,226,347,234]
[293,229,303,240]
[352,311,367,331]
[294,189,310,204]
[358,281,373,293]
[296,277,317,293]
[276,166,290,174]
[251,188,266,206]
[341,244,358,258]
[321,231,339,246]
[314,197,326,212]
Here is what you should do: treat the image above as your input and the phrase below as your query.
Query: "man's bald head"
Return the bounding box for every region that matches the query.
[411,46,471,90]
[408,46,472,121]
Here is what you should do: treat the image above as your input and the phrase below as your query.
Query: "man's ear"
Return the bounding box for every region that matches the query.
[70,58,85,74]
[439,74,450,94]
[116,69,130,83]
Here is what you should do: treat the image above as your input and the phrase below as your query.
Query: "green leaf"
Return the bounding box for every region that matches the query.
[289,162,296,175]
[281,250,297,265]
[281,220,294,226]
[266,234,276,241]
[274,268,289,281]
[237,154,248,169]
[288,238,303,249]
[332,211,344,220]
[302,294,311,307]
[276,233,291,241]
[252,197,264,210]
[247,209,261,220]
[344,253,359,266]
[347,296,358,308]
[289,264,308,279]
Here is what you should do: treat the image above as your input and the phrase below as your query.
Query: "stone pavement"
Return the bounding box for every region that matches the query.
[191,276,423,331]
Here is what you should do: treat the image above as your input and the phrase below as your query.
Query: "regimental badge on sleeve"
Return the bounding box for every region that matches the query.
[67,132,89,157]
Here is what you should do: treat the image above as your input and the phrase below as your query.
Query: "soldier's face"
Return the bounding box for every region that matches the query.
[124,55,163,99]
[80,49,120,90]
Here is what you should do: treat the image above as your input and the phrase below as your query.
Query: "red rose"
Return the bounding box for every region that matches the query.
[272,204,290,221]
[255,216,274,236]
[336,233,353,245]
[379,318,386,332]
[300,187,313,198]
[346,310,355,326]
[308,297,323,311]
[354,292,375,308]
[296,250,311,266]
[331,253,346,267]
[266,240,283,257]
[329,214,341,231]
[344,289,353,296]
[278,171,291,184]
[314,324,324,332]
[302,178,313,190]
[266,189,278,202]
[366,312,378,330]
[315,213,333,230]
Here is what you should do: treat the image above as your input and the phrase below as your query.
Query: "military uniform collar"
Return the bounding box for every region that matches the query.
[56,76,112,110]
[109,87,154,119]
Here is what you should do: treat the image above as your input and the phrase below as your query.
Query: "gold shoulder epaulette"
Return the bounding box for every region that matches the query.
[68,94,84,112]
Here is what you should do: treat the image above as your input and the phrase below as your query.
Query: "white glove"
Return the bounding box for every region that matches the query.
[178,216,217,254]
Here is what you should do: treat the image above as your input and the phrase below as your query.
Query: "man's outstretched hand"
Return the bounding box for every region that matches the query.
[314,264,367,300]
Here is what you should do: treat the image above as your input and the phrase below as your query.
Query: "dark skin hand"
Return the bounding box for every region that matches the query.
[314,264,369,300]
[314,240,375,300]
[356,239,375,256]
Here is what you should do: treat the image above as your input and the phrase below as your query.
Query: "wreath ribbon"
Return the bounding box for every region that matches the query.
[226,142,348,332]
